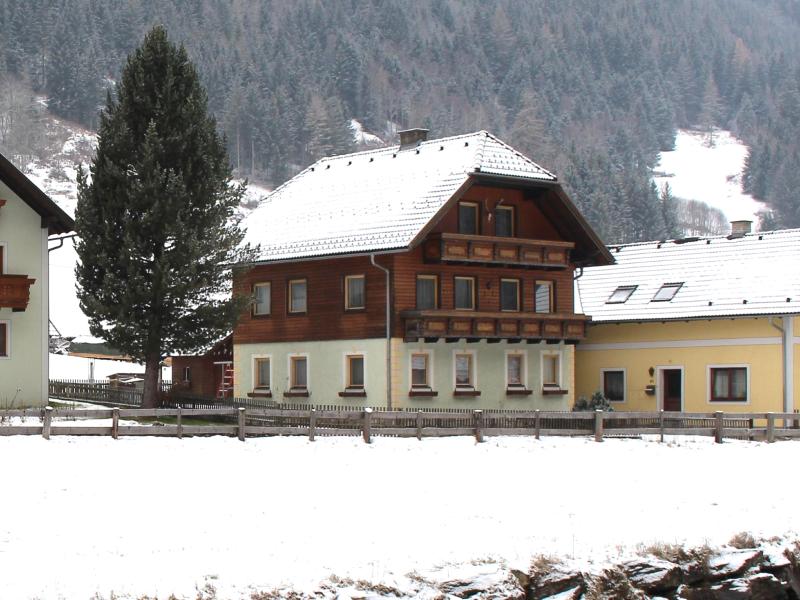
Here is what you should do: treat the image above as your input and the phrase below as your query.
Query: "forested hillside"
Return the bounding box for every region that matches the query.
[1,0,799,243]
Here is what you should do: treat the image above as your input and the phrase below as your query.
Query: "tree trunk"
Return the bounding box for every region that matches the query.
[141,354,162,409]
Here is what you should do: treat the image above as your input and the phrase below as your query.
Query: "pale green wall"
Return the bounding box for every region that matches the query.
[0,182,47,407]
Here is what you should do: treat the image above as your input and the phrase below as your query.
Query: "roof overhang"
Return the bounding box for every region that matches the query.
[588,312,800,325]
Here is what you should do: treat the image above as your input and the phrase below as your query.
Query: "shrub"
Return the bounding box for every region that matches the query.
[573,391,614,412]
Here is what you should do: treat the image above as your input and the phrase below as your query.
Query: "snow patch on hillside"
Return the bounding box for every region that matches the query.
[653,129,766,225]
[350,118,383,146]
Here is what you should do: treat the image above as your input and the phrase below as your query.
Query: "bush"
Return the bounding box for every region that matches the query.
[573,391,614,412]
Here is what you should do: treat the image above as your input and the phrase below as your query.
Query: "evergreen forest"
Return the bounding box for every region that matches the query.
[1,0,800,243]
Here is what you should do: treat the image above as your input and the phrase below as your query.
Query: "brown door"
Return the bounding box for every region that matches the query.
[662,369,682,411]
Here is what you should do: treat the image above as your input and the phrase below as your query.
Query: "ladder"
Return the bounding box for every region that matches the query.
[217,364,234,398]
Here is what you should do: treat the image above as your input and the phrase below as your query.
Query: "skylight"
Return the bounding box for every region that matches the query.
[606,285,637,304]
[652,282,683,302]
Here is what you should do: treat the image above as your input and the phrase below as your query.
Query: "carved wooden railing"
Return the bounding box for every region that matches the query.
[0,274,36,311]
[424,232,574,268]
[401,309,588,342]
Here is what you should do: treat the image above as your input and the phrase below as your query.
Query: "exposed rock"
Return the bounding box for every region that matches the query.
[435,568,525,599]
[707,550,764,582]
[623,557,684,593]
[530,567,586,599]
[747,573,786,600]
[541,585,582,599]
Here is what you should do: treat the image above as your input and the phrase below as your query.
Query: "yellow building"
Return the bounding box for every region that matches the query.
[575,223,798,415]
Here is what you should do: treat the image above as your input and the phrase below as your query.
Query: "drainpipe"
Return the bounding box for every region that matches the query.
[769,316,794,419]
[370,254,392,409]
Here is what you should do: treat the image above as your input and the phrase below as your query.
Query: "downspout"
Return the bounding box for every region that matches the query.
[769,316,794,418]
[370,254,392,409]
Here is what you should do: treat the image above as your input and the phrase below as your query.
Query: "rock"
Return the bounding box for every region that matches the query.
[707,550,764,582]
[623,557,684,593]
[530,567,586,599]
[541,585,583,599]
[747,573,786,600]
[708,577,751,599]
[436,569,524,599]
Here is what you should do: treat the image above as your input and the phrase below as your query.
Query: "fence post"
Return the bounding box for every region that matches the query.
[473,409,484,443]
[42,406,53,440]
[714,411,724,443]
[309,408,316,442]
[534,409,541,440]
[416,410,423,441]
[362,408,372,444]
[594,410,604,442]
[659,409,665,443]
[238,407,246,441]
[176,406,183,440]
[112,407,119,440]
[766,412,775,443]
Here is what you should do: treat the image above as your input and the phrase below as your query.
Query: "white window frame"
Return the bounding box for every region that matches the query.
[252,354,272,391]
[343,352,366,390]
[452,349,478,390]
[252,282,271,316]
[505,350,528,389]
[540,350,563,390]
[344,275,366,311]
[409,350,434,390]
[0,319,10,360]
[288,279,308,314]
[535,280,554,314]
[287,353,310,391]
[706,364,750,405]
[600,368,626,403]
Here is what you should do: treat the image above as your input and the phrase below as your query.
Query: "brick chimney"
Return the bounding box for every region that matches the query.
[398,128,429,150]
[728,220,752,239]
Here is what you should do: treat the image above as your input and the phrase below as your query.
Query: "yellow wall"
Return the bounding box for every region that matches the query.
[575,318,798,414]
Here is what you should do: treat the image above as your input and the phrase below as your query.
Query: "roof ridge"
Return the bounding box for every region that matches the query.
[606,227,800,251]
[481,131,557,180]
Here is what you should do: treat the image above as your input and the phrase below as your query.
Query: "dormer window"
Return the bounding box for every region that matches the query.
[652,282,683,302]
[607,285,637,304]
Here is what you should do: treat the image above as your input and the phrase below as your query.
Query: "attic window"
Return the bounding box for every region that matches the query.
[606,285,637,304]
[652,282,683,302]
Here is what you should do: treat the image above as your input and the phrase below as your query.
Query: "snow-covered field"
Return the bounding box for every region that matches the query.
[0,434,796,599]
[653,129,766,224]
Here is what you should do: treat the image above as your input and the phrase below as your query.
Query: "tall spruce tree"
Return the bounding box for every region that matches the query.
[74,26,255,407]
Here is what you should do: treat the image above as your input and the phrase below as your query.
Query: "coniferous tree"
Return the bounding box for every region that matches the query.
[74,26,255,407]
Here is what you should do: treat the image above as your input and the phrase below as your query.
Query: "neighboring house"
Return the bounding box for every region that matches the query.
[171,335,233,398]
[232,129,612,409]
[575,223,799,415]
[0,152,74,407]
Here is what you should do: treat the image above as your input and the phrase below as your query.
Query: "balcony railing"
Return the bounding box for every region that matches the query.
[401,309,588,342]
[0,274,36,311]
[423,232,574,269]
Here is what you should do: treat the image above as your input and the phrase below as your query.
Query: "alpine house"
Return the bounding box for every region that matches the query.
[233,129,612,409]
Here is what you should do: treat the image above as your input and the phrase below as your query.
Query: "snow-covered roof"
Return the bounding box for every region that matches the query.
[243,131,556,262]
[577,228,800,322]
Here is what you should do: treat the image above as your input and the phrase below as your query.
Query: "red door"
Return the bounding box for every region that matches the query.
[662,369,682,411]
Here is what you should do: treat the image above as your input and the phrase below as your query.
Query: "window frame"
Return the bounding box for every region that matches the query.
[287,278,308,314]
[534,280,555,314]
[182,366,192,383]
[494,205,515,237]
[454,276,476,311]
[453,350,477,390]
[289,354,309,390]
[607,285,638,304]
[345,353,366,390]
[252,355,272,391]
[0,320,9,359]
[344,274,366,311]
[541,351,562,391]
[500,278,521,312]
[0,243,5,274]
[652,282,684,302]
[601,368,626,403]
[415,274,439,310]
[458,201,480,235]
[410,351,433,390]
[505,351,528,391]
[708,365,750,403]
[252,281,272,317]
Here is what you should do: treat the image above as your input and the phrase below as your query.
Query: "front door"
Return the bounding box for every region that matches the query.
[662,368,682,411]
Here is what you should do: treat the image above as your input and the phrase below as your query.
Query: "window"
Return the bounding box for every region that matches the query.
[710,367,748,402]
[0,245,4,274]
[652,282,683,302]
[454,276,475,310]
[500,279,520,311]
[347,355,365,389]
[506,353,525,388]
[542,353,561,389]
[254,357,271,390]
[607,285,637,304]
[252,282,271,316]
[411,353,431,388]
[290,356,308,389]
[288,279,307,313]
[458,202,479,234]
[416,275,438,309]
[0,322,8,357]
[454,353,474,389]
[602,369,625,402]
[182,366,192,383]
[495,205,514,237]
[345,275,366,310]
[535,281,554,313]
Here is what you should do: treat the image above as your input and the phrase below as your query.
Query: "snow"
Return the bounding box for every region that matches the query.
[350,119,384,146]
[653,129,766,224]
[0,434,796,598]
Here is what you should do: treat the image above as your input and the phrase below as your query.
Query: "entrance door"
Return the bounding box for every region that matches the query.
[662,368,682,411]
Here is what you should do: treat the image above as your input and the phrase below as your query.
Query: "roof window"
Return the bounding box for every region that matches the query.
[606,285,637,304]
[652,282,683,302]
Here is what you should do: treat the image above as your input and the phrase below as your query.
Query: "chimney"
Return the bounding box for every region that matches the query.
[728,220,752,239]
[398,128,429,150]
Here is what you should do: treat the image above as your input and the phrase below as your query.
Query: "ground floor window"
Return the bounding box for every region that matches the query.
[290,356,308,390]
[346,354,364,389]
[542,352,561,391]
[710,366,748,402]
[454,352,475,389]
[411,353,431,389]
[602,369,625,402]
[254,357,271,390]
[506,353,525,388]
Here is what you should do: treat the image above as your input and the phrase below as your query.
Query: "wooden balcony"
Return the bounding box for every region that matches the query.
[424,233,574,269]
[0,274,36,311]
[401,310,588,342]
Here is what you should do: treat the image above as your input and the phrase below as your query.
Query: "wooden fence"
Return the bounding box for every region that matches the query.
[3,404,800,443]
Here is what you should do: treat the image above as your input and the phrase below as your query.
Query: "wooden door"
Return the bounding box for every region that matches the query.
[662,369,682,411]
